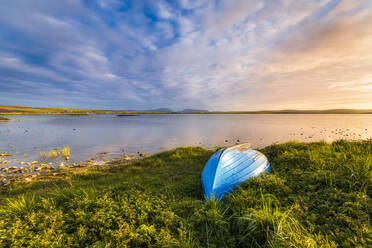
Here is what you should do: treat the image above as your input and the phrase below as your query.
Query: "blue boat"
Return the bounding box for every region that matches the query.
[202,143,270,199]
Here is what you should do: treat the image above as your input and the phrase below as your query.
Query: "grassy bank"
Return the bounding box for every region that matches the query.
[2,104,372,115]
[0,105,149,115]
[0,117,10,121]
[0,140,370,247]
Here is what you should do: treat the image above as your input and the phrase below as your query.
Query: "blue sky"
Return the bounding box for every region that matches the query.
[0,0,371,110]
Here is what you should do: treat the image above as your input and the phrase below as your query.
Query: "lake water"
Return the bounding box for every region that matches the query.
[1,114,371,166]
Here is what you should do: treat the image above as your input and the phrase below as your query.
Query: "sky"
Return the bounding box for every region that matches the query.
[0,0,371,111]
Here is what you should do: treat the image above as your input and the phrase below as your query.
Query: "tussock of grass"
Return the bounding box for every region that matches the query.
[1,194,38,217]
[0,141,371,247]
[61,146,70,159]
[0,116,10,121]
[48,148,60,158]
[39,146,70,160]
[39,151,47,159]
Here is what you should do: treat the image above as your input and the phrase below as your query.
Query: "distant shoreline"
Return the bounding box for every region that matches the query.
[198,110,372,114]
[0,116,11,121]
[1,104,371,115]
[2,111,372,116]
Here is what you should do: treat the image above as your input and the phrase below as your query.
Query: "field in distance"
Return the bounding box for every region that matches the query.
[0,105,146,115]
[1,104,371,115]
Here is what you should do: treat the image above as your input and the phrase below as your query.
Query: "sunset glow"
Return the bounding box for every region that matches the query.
[0,0,371,110]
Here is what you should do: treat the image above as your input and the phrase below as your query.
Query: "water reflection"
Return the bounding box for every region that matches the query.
[0,114,371,165]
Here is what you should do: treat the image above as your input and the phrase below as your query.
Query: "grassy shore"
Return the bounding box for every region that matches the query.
[0,140,370,247]
[0,105,152,115]
[0,116,10,121]
[1,104,372,115]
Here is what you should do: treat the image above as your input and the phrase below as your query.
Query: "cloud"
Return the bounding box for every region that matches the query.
[248,0,372,109]
[156,1,175,20]
[0,0,371,110]
[157,0,372,110]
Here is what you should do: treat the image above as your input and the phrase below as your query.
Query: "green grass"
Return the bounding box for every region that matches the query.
[39,151,47,159]
[0,104,160,115]
[0,140,370,247]
[61,146,70,160]
[39,146,71,160]
[1,104,371,115]
[48,148,60,159]
[0,116,10,121]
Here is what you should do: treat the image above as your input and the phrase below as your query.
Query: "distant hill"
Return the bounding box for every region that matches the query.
[145,108,174,113]
[179,109,209,113]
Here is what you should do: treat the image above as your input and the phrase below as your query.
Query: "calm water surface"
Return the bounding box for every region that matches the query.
[0,114,371,165]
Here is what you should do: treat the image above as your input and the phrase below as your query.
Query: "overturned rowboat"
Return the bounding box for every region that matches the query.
[202,143,270,199]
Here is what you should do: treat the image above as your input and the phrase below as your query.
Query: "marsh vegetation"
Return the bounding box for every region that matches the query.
[39,146,70,160]
[0,140,370,247]
[0,105,144,115]
[0,117,10,121]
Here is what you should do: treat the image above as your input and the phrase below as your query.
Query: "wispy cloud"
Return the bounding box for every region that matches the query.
[0,0,371,110]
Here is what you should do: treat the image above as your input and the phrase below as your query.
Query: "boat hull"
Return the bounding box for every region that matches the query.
[202,143,270,199]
